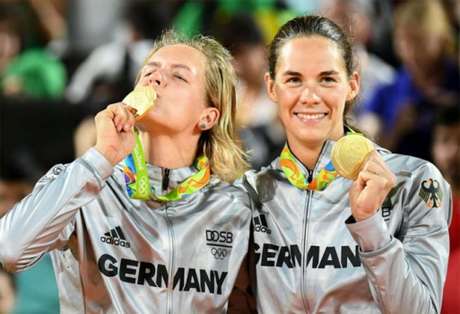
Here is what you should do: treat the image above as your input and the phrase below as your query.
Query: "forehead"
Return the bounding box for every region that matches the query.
[276,36,346,74]
[146,44,207,73]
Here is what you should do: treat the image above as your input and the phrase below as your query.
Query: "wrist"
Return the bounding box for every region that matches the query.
[353,210,378,222]
[93,145,120,166]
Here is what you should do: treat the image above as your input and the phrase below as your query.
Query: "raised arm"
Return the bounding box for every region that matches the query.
[0,148,113,272]
[347,162,451,313]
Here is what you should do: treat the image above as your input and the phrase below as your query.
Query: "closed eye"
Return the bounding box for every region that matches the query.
[173,73,188,83]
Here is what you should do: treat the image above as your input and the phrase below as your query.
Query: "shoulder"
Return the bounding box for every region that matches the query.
[383,151,451,218]
[205,177,252,210]
[232,160,285,209]
[242,159,281,191]
[381,151,445,183]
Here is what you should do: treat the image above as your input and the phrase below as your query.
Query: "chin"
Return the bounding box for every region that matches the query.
[290,130,328,146]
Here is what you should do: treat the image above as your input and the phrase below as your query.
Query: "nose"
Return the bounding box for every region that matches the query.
[147,69,165,88]
[299,85,320,105]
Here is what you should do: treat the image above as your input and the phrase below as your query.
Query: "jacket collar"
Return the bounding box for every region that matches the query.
[147,163,198,195]
[273,139,334,178]
[273,138,387,179]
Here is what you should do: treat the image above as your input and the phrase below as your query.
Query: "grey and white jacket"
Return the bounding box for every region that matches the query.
[0,148,251,314]
[243,139,451,314]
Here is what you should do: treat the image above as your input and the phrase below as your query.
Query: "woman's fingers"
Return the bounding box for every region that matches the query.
[105,103,136,132]
[360,151,396,187]
[124,107,136,132]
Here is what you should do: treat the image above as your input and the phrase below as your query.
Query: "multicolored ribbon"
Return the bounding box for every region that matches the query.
[279,145,337,191]
[123,130,151,200]
[122,130,211,201]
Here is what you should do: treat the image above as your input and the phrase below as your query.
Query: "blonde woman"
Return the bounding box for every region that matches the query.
[0,32,251,313]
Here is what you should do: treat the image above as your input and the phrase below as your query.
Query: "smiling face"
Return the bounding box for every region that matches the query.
[266,36,359,149]
[135,44,219,134]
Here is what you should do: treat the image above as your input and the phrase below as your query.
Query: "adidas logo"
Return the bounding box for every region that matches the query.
[100,226,131,248]
[254,214,271,234]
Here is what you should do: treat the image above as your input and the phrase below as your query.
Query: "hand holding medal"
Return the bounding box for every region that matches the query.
[333,134,397,221]
[93,86,155,166]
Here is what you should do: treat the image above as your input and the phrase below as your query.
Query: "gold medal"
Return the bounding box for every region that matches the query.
[331,134,374,180]
[122,86,156,119]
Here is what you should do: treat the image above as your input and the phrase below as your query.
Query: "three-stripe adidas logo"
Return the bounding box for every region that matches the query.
[254,214,271,234]
[100,226,131,248]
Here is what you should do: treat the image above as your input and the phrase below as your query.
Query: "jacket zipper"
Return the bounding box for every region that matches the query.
[301,189,313,313]
[164,202,175,314]
[300,142,330,313]
[162,168,173,314]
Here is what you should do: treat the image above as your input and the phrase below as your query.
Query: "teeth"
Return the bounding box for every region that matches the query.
[296,113,326,120]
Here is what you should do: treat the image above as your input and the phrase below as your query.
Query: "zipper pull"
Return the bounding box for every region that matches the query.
[307,169,313,183]
[162,168,170,192]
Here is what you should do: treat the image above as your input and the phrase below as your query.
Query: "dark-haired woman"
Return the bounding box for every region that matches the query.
[242,15,451,313]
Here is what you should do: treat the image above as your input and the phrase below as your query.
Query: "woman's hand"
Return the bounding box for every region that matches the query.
[94,103,136,166]
[349,151,397,221]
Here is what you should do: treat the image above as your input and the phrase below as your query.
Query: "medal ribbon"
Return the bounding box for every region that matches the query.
[279,145,337,191]
[122,129,211,201]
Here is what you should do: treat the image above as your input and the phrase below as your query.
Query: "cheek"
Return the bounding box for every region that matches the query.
[275,84,295,104]
[322,88,347,114]
[276,89,295,119]
[176,88,209,127]
[167,85,200,109]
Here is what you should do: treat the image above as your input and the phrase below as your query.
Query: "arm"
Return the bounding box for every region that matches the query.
[347,162,451,313]
[0,102,137,272]
[0,148,113,272]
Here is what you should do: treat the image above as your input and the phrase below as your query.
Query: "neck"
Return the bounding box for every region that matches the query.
[288,138,325,170]
[147,133,200,169]
[286,129,344,170]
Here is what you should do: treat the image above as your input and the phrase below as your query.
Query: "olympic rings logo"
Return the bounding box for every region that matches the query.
[211,247,228,260]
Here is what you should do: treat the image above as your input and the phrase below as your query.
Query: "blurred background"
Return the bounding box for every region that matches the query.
[0,0,459,313]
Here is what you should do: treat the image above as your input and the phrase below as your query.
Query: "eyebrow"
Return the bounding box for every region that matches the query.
[146,62,192,72]
[281,70,340,76]
[319,70,340,76]
[282,70,301,76]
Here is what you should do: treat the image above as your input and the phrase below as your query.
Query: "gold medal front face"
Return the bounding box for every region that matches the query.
[122,86,157,118]
[331,134,374,180]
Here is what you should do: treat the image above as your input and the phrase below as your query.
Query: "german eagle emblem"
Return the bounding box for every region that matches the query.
[418,178,442,209]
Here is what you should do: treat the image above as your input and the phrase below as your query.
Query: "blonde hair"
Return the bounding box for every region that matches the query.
[394,0,456,59]
[138,31,249,182]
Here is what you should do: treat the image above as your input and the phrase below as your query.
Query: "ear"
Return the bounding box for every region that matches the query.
[198,107,220,131]
[264,72,278,102]
[346,71,360,101]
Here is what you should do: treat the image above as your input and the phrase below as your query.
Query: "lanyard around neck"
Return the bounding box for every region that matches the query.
[122,130,211,201]
[279,144,337,191]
